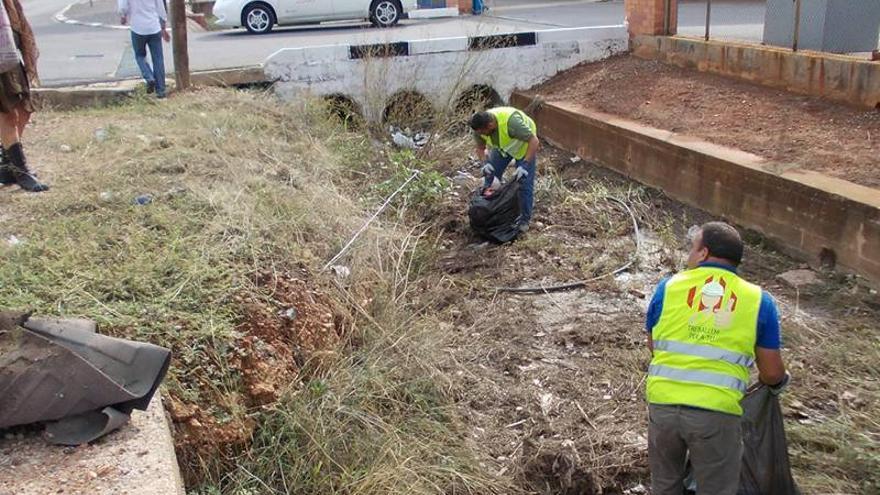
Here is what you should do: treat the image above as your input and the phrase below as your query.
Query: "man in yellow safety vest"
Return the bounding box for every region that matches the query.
[645,222,789,495]
[469,107,540,233]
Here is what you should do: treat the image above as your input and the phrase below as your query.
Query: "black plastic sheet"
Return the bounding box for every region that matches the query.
[0,312,171,445]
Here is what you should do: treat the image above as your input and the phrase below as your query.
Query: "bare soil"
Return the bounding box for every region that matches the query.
[533,55,880,189]
[430,145,880,494]
[167,268,346,483]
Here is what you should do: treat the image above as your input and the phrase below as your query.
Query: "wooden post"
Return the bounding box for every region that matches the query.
[170,0,190,91]
[704,0,712,41]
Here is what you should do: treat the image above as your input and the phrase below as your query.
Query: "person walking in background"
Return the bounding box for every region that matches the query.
[119,0,169,98]
[0,0,48,192]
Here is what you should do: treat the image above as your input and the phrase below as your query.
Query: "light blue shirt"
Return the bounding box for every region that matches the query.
[118,0,167,36]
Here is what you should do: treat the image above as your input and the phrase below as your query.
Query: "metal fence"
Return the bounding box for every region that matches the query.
[675,0,880,57]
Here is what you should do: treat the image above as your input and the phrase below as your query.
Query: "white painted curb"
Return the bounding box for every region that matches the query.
[54,0,130,30]
[408,8,460,19]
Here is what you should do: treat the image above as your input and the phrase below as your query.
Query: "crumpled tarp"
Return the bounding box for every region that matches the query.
[468,180,522,243]
[684,385,801,494]
[0,311,171,445]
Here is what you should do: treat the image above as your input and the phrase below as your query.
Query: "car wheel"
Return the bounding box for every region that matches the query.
[243,3,275,34]
[370,0,401,28]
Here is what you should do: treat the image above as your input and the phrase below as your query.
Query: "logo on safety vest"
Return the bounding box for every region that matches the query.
[686,276,737,341]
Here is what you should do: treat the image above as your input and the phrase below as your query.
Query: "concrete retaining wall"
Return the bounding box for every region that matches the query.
[632,35,880,109]
[265,26,628,121]
[512,93,880,283]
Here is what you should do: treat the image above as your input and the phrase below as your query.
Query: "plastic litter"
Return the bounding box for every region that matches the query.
[389,126,429,150]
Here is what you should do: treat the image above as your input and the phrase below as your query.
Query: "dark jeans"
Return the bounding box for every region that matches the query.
[648,404,743,495]
[483,148,537,224]
[131,32,165,97]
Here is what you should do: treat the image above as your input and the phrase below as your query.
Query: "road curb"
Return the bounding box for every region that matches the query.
[54,0,208,31]
[35,66,270,110]
[54,1,128,30]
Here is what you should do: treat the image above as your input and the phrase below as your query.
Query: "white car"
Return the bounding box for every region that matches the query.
[214,0,417,34]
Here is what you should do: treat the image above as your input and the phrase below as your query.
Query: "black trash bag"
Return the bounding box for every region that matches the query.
[468,180,521,243]
[682,385,800,495]
[738,385,801,495]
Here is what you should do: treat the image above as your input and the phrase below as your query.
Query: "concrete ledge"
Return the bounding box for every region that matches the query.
[409,36,469,55]
[0,396,184,495]
[266,26,628,121]
[408,7,459,19]
[632,35,880,109]
[511,93,880,283]
[33,86,135,110]
[35,67,270,110]
[189,66,270,87]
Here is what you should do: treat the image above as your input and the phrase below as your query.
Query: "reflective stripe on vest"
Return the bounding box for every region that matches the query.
[647,266,763,416]
[648,364,748,394]
[652,339,755,367]
[482,107,537,160]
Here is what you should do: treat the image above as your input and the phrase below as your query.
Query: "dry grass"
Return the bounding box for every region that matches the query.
[1,86,876,495]
[0,89,507,494]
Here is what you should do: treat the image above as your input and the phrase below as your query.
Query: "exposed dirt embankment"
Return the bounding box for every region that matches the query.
[533,55,880,189]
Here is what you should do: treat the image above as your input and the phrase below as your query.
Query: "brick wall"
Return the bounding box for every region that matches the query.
[455,0,473,13]
[624,0,677,37]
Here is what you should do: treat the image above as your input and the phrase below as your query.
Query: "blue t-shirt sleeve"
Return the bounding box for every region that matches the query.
[645,277,669,333]
[755,291,781,349]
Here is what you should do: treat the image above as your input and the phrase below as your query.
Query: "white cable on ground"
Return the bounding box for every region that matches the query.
[323,169,422,271]
[495,196,642,294]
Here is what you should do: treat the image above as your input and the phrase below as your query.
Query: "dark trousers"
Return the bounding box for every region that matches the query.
[649,404,742,495]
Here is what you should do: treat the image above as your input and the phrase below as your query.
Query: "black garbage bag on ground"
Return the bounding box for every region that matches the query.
[738,385,801,495]
[0,311,171,445]
[683,385,800,494]
[468,181,521,243]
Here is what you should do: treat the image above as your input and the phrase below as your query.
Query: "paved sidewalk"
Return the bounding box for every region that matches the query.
[63,0,122,27]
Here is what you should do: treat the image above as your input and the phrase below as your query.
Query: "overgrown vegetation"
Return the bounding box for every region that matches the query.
[0,89,505,494]
[1,87,877,495]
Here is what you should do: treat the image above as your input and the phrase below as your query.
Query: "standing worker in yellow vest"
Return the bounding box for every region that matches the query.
[645,222,789,495]
[469,107,540,233]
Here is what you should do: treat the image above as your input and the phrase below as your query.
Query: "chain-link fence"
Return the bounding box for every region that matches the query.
[675,0,880,58]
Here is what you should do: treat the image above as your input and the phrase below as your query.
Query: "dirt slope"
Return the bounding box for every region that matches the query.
[433,147,880,494]
[533,55,880,189]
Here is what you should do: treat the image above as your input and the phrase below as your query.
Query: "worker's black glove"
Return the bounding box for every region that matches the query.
[513,166,528,181]
[769,371,791,396]
[480,163,494,177]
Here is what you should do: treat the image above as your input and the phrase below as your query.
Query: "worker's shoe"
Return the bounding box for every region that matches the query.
[514,215,530,234]
[0,148,15,186]
[7,143,49,193]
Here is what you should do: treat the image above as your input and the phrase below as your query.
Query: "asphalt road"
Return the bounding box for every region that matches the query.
[27,0,766,87]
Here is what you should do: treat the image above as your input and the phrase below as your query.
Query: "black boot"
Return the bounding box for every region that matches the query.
[0,147,15,185]
[7,143,49,192]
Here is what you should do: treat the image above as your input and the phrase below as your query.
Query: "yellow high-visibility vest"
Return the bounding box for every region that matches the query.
[647,266,762,416]
[481,107,537,160]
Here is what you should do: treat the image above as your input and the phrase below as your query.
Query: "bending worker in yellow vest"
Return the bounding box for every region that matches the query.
[469,107,540,233]
[645,222,789,495]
